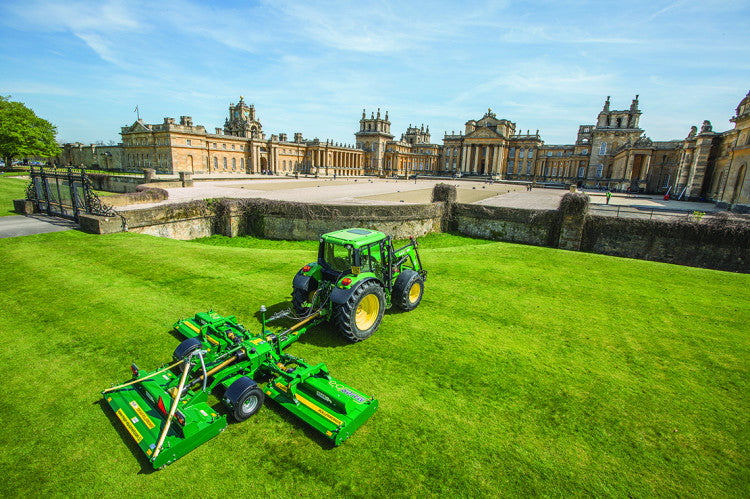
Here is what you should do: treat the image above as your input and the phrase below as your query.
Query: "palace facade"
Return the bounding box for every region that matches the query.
[57,91,750,212]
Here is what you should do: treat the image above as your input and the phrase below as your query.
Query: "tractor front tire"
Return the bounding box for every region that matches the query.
[335,281,385,342]
[393,269,424,312]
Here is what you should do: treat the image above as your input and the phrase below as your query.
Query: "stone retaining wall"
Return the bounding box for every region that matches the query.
[48,184,750,272]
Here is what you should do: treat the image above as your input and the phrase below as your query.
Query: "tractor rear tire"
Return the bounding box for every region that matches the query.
[334,281,385,342]
[173,337,202,371]
[223,377,264,422]
[292,287,317,316]
[393,270,424,312]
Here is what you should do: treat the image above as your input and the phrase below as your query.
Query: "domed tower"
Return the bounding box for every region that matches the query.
[224,96,262,138]
[355,108,394,175]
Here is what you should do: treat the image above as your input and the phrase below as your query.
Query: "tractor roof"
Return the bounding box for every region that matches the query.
[322,228,386,247]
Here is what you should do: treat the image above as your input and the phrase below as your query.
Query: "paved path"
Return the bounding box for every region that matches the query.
[0,215,78,239]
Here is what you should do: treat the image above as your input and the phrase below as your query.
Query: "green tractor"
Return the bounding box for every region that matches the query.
[291,228,427,341]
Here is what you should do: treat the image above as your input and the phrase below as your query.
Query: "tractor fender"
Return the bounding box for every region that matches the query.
[330,277,381,305]
[293,270,317,292]
[222,376,258,410]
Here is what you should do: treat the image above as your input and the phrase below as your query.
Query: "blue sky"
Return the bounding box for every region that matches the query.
[1,0,748,146]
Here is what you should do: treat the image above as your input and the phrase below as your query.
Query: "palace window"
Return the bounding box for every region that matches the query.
[232,158,236,170]
[231,144,235,150]
[214,157,218,169]
[213,143,217,148]
[552,167,557,177]
[222,144,226,149]
[508,160,514,174]
[528,148,533,158]
[519,149,524,159]
[599,142,607,155]
[186,139,191,146]
[526,162,532,175]
[596,164,603,177]
[509,147,515,157]
[223,157,227,169]
[241,158,244,169]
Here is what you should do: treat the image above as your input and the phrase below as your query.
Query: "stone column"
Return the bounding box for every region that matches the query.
[492,146,500,173]
[473,146,479,173]
[461,145,467,172]
[624,153,635,182]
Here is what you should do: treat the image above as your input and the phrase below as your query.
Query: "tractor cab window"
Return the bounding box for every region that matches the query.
[359,244,383,275]
[321,243,353,273]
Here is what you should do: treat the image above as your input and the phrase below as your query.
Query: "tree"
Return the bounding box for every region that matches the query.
[0,96,60,170]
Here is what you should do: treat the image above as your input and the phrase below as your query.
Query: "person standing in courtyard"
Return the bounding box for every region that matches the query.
[606,189,612,204]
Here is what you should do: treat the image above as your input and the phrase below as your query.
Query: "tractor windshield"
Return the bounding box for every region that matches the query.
[321,242,354,273]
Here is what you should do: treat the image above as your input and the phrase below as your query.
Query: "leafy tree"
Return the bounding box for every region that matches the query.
[0,96,60,170]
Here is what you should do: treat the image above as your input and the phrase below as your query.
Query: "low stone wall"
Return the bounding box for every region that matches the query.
[124,201,216,239]
[222,199,444,240]
[87,173,183,193]
[104,185,169,207]
[87,174,145,193]
[452,204,560,247]
[70,185,748,272]
[581,215,750,272]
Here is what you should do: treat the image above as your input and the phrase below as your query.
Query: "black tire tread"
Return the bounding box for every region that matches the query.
[393,269,424,311]
[334,280,385,342]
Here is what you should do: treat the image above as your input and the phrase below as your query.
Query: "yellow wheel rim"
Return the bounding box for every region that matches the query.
[355,294,379,330]
[408,282,421,303]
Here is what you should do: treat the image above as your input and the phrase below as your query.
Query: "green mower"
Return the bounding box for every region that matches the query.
[102,228,426,469]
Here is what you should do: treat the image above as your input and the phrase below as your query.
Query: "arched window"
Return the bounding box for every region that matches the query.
[599,142,607,155]
[223,157,227,169]
[232,158,236,170]
[213,157,218,170]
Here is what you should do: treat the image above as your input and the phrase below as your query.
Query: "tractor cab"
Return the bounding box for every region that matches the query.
[317,228,388,281]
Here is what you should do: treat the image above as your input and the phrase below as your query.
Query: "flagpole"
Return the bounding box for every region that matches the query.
[135,105,140,121]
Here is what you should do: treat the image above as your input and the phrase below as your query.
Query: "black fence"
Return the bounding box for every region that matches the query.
[27,166,118,222]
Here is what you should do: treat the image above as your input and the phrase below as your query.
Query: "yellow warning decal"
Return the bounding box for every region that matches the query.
[204,334,219,346]
[129,401,155,430]
[116,408,143,443]
[275,382,288,393]
[184,321,201,334]
[250,338,264,345]
[295,393,344,426]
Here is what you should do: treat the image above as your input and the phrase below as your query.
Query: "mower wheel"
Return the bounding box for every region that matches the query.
[224,377,264,422]
[172,337,202,370]
[393,269,424,311]
[292,287,317,316]
[334,280,385,342]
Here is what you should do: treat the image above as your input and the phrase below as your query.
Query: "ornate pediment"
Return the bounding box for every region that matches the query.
[127,120,152,133]
[466,127,501,139]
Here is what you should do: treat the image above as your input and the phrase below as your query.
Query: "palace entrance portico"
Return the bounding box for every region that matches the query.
[459,140,505,175]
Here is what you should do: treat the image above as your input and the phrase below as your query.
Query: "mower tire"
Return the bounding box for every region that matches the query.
[173,337,202,370]
[334,280,385,342]
[223,377,264,422]
[393,269,424,311]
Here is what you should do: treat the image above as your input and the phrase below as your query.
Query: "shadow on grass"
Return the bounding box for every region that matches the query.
[94,398,156,475]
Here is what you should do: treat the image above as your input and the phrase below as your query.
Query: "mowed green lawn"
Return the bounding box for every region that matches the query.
[0,175,29,216]
[0,231,747,497]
